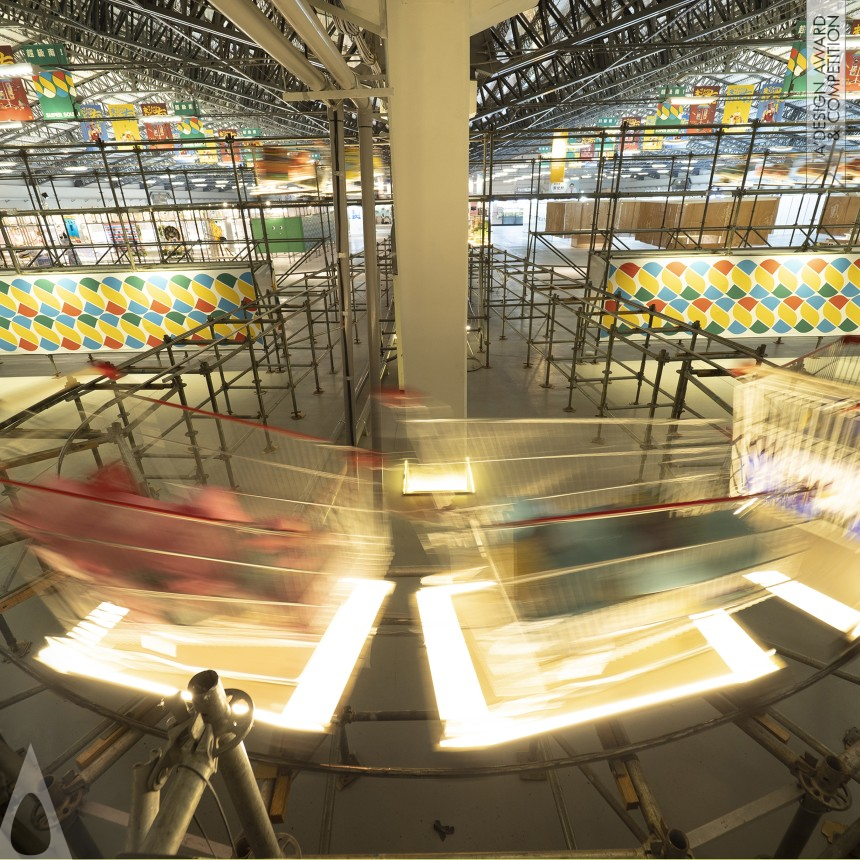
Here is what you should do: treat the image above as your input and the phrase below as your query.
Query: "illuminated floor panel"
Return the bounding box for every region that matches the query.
[417,581,782,749]
[38,579,394,732]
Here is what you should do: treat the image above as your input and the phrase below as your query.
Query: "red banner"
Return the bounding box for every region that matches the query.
[688,86,719,133]
[0,45,34,122]
[140,102,173,148]
[621,117,641,152]
[848,51,860,94]
[219,128,238,165]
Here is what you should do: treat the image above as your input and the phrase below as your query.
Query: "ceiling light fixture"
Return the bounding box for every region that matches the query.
[670,95,717,106]
[0,63,34,79]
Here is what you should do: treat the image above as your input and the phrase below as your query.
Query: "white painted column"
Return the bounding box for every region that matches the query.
[387,0,471,417]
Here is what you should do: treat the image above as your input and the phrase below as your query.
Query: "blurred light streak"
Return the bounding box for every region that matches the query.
[403,459,475,495]
[255,578,392,732]
[416,582,495,732]
[690,609,780,679]
[744,570,860,637]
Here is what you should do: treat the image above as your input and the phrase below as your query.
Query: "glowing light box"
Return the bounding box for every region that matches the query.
[38,579,393,732]
[417,576,782,749]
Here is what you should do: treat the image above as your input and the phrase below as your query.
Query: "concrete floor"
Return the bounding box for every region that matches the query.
[0,234,858,859]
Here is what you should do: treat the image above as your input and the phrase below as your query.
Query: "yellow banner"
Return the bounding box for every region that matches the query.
[549,132,567,184]
[723,84,755,132]
[108,103,140,141]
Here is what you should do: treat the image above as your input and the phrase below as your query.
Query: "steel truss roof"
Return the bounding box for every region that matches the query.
[0,0,859,146]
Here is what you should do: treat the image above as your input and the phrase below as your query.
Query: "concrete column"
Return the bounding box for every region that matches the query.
[387,0,471,417]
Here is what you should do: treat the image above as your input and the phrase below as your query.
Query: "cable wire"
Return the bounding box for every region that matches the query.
[205,779,237,859]
[192,810,218,859]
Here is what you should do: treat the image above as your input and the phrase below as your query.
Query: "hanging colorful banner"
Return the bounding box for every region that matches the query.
[108,103,141,142]
[0,45,34,122]
[595,117,616,157]
[197,137,219,164]
[847,51,860,94]
[756,83,785,123]
[621,117,642,152]
[79,102,108,146]
[722,84,755,131]
[641,115,663,151]
[846,23,860,95]
[178,118,206,145]
[580,138,597,160]
[21,44,68,66]
[783,22,808,97]
[174,100,205,140]
[549,131,567,184]
[239,127,262,165]
[140,102,173,146]
[219,129,239,165]
[31,69,77,120]
[688,86,719,133]
[655,86,685,128]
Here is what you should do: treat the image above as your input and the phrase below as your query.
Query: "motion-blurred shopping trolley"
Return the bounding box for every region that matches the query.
[1,390,391,734]
[733,335,860,538]
[396,416,856,748]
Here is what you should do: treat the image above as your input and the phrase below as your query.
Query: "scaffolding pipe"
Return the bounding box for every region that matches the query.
[358,102,383,454]
[188,670,283,859]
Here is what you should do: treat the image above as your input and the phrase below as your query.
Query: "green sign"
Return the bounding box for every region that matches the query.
[21,44,68,66]
[240,127,262,137]
[174,101,205,141]
[173,100,200,116]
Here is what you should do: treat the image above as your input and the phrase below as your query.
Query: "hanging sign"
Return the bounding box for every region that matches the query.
[595,117,617,157]
[722,84,755,131]
[688,86,719,133]
[846,24,860,95]
[79,102,108,146]
[140,102,173,146]
[31,69,77,120]
[783,22,808,97]
[655,86,685,128]
[549,131,567,183]
[219,129,239,165]
[756,83,785,123]
[239,127,262,165]
[174,100,205,140]
[621,117,642,152]
[108,103,141,141]
[20,44,68,66]
[848,51,860,94]
[641,115,663,151]
[0,45,34,122]
[23,44,76,121]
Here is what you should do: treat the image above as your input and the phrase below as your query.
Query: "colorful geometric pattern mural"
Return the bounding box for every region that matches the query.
[606,255,860,336]
[0,268,258,353]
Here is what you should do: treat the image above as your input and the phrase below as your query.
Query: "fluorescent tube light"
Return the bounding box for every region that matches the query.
[277,579,394,731]
[0,64,34,79]
[744,571,860,637]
